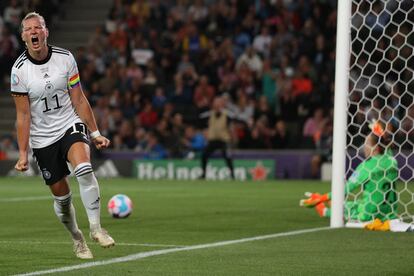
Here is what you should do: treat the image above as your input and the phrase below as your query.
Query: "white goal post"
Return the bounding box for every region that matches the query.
[331,0,414,227]
[331,0,351,228]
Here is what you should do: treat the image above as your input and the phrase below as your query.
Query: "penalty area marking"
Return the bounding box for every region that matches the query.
[14,226,331,276]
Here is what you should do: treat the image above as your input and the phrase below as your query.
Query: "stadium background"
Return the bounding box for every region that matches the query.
[0,0,340,180]
[2,1,414,275]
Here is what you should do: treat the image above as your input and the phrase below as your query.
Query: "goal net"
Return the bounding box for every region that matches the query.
[332,0,414,226]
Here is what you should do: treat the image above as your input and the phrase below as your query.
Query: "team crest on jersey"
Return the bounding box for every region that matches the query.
[45,82,54,92]
[11,73,19,86]
[42,170,52,180]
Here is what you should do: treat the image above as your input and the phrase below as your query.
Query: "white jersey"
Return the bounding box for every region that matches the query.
[10,45,83,149]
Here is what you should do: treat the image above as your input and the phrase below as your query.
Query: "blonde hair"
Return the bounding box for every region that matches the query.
[21,12,46,31]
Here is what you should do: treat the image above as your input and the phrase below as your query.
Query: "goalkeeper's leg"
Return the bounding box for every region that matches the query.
[315,202,330,217]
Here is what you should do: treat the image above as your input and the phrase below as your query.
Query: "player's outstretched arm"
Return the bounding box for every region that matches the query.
[299,192,330,208]
[69,86,110,149]
[13,95,31,171]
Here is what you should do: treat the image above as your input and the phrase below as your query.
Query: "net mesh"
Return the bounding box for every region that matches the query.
[347,0,414,222]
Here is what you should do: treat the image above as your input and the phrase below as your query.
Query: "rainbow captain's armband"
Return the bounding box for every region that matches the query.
[68,73,80,89]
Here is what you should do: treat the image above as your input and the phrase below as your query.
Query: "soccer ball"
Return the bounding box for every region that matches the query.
[107,194,133,218]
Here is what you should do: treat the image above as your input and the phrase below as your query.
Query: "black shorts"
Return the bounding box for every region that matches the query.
[32,123,90,185]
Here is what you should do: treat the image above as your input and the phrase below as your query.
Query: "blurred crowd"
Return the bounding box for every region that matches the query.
[1,0,339,161]
[82,0,338,159]
[0,0,60,80]
[0,0,61,160]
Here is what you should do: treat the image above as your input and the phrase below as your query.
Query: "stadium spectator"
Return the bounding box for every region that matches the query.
[261,59,279,113]
[0,26,19,80]
[254,95,276,127]
[152,86,167,111]
[193,75,215,109]
[10,12,114,259]
[236,46,263,78]
[200,96,235,180]
[87,26,108,55]
[3,0,21,32]
[188,0,209,24]
[116,120,136,149]
[143,131,168,160]
[138,101,158,130]
[231,91,254,126]
[310,119,333,178]
[182,125,206,159]
[133,127,147,152]
[98,67,117,95]
[168,113,188,157]
[303,108,326,145]
[0,134,18,160]
[271,120,291,149]
[248,116,273,149]
[108,24,128,53]
[253,26,272,58]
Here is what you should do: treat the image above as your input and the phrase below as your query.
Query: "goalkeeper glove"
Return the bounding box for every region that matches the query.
[369,119,385,137]
[299,192,330,208]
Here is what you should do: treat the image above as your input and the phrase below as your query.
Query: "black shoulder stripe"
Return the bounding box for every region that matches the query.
[52,48,69,54]
[51,45,69,51]
[15,52,27,64]
[51,46,70,53]
[14,53,27,68]
[16,58,28,69]
[52,50,70,56]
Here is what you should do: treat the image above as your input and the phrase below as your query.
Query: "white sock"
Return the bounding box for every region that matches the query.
[74,162,101,232]
[53,192,81,239]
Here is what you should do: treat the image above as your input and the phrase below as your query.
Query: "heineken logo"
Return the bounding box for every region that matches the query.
[249,161,270,181]
[134,160,275,181]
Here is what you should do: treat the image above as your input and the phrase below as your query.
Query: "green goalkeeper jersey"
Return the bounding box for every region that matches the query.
[345,150,399,221]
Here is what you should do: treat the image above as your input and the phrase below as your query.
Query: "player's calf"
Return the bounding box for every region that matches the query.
[315,202,329,217]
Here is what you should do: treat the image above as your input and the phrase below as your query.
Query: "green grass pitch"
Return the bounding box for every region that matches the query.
[1,177,414,275]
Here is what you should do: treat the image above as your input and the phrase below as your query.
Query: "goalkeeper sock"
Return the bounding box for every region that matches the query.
[315,202,329,217]
[53,192,81,239]
[75,162,101,232]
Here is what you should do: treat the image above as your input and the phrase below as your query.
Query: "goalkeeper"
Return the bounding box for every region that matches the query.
[300,121,399,222]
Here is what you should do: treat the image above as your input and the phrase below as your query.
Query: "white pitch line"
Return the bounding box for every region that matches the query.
[118,243,186,248]
[0,195,79,203]
[13,226,331,276]
[0,240,183,248]
[0,196,52,202]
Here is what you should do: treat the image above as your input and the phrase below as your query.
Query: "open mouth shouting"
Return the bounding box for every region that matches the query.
[31,36,40,48]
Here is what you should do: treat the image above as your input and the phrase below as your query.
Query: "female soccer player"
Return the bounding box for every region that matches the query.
[300,121,399,222]
[11,12,114,259]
